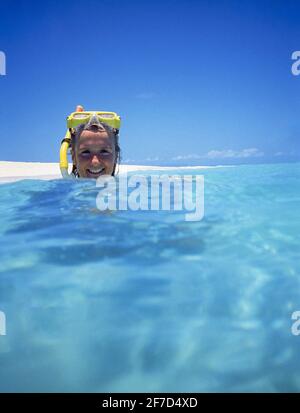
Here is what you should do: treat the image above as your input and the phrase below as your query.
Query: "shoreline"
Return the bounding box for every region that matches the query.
[0,161,215,183]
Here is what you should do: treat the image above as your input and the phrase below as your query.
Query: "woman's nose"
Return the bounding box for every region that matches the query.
[91,155,101,165]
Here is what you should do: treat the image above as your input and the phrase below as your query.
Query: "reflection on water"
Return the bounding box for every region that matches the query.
[0,164,300,392]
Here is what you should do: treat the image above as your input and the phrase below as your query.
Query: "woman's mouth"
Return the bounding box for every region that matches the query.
[86,167,105,177]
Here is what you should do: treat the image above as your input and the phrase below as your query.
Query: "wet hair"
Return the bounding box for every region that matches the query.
[70,123,121,177]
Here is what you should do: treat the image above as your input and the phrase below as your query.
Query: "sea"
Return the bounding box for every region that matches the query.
[0,163,299,392]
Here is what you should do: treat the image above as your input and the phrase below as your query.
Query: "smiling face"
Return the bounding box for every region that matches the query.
[73,128,116,178]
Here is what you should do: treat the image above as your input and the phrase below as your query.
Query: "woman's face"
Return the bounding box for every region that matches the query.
[74,129,116,178]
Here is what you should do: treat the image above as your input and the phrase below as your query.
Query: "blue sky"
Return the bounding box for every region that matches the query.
[0,0,300,165]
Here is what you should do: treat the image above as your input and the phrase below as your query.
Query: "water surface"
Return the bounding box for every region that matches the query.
[0,163,299,392]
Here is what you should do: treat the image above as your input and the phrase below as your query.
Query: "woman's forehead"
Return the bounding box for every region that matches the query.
[78,130,113,148]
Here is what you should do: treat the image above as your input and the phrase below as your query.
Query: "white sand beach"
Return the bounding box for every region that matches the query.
[0,161,212,183]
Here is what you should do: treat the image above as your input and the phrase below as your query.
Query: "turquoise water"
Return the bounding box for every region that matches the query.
[0,163,299,392]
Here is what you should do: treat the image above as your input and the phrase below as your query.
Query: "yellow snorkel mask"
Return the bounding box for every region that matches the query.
[59,109,121,178]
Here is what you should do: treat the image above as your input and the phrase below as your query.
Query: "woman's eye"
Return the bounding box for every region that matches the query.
[100,150,111,156]
[79,149,111,157]
[80,150,91,157]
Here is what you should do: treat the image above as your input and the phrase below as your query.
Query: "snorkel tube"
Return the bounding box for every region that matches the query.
[59,106,121,178]
[59,129,72,179]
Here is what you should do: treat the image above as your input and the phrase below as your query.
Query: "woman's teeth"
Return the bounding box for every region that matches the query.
[87,168,104,174]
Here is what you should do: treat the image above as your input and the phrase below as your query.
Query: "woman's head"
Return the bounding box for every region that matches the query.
[71,122,120,178]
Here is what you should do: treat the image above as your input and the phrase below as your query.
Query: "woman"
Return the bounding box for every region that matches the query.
[70,105,121,179]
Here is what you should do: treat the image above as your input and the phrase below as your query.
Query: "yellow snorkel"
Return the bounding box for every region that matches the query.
[59,107,121,178]
[59,129,72,179]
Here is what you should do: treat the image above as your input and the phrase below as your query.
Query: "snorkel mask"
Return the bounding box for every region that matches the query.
[59,109,121,178]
